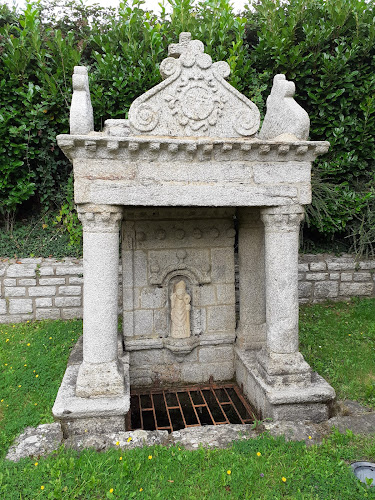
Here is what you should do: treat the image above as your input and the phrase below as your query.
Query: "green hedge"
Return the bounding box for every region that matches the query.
[0,0,374,255]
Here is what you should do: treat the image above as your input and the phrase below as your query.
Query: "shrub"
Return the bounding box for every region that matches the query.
[0,0,374,256]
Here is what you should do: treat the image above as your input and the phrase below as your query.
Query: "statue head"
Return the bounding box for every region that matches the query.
[175,280,186,299]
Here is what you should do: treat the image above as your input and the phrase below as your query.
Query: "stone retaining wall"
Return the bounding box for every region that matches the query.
[298,254,375,303]
[0,254,374,324]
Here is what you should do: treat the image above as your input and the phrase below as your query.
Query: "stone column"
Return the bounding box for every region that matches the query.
[258,205,311,382]
[76,204,124,398]
[236,208,266,350]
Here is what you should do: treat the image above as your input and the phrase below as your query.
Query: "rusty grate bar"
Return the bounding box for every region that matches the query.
[129,383,257,432]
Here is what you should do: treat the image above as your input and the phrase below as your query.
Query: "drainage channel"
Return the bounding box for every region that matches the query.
[128,383,257,432]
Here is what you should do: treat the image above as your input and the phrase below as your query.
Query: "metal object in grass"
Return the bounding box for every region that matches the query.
[351,462,375,487]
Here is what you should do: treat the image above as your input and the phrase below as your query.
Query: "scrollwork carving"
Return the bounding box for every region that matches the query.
[132,103,159,132]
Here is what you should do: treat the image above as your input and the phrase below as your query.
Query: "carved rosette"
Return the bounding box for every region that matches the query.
[165,74,227,132]
[77,205,123,233]
[261,206,304,233]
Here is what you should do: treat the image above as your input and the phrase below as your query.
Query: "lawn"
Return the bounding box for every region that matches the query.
[0,299,374,499]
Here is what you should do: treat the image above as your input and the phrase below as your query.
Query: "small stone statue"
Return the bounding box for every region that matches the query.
[170,280,191,338]
[259,74,310,140]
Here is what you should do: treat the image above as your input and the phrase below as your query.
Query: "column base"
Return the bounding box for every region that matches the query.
[76,360,125,398]
[256,348,312,387]
[235,348,335,423]
[52,342,130,438]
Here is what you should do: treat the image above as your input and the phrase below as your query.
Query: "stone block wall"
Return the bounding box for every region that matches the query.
[0,258,84,324]
[0,253,374,324]
[298,254,375,302]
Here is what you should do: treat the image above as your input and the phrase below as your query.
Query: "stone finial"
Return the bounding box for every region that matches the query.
[70,66,94,135]
[259,74,310,141]
[128,33,260,138]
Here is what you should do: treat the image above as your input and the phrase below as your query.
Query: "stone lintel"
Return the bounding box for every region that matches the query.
[75,183,302,207]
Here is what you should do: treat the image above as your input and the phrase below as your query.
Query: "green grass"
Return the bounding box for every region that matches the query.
[0,320,82,457]
[0,299,375,499]
[0,431,374,499]
[300,298,375,408]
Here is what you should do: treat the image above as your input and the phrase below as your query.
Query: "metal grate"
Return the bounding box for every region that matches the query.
[128,383,257,432]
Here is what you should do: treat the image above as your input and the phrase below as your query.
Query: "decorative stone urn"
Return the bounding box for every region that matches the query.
[53,32,335,435]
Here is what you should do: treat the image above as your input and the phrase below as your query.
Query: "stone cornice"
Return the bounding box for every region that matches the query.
[57,133,329,163]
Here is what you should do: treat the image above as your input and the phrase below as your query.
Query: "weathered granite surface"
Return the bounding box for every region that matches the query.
[6,400,375,461]
[54,30,334,427]
[6,423,63,462]
[259,74,310,140]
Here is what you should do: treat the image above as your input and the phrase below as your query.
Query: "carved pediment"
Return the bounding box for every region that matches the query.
[128,33,260,138]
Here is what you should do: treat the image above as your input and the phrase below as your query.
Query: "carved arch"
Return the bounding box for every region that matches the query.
[149,264,211,286]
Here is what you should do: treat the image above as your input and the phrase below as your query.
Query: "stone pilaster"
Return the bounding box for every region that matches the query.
[258,205,311,386]
[75,204,124,397]
[236,207,266,350]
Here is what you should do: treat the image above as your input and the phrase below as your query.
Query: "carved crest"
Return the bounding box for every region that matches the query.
[128,33,260,138]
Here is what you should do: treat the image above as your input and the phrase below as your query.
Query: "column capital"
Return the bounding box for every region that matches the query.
[261,205,304,232]
[77,204,123,233]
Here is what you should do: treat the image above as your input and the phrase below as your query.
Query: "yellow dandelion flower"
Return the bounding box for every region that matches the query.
[139,488,143,492]
[18,385,21,388]
[35,403,38,406]
[115,441,120,446]
[282,477,287,483]
[4,364,7,366]
[6,339,9,342]
[148,455,153,460]
[227,470,231,475]
[308,436,312,440]
[1,399,3,402]
[27,320,30,323]
[109,489,114,493]
[257,452,261,457]
[49,337,52,339]
[34,462,38,466]
[33,370,35,373]
[127,436,132,442]
[12,325,15,328]
[41,485,45,490]
[24,364,27,367]
[119,456,123,461]
[348,334,351,336]
[36,374,39,378]
[27,343,30,346]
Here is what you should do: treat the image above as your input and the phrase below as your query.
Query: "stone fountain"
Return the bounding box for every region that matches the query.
[53,33,335,436]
